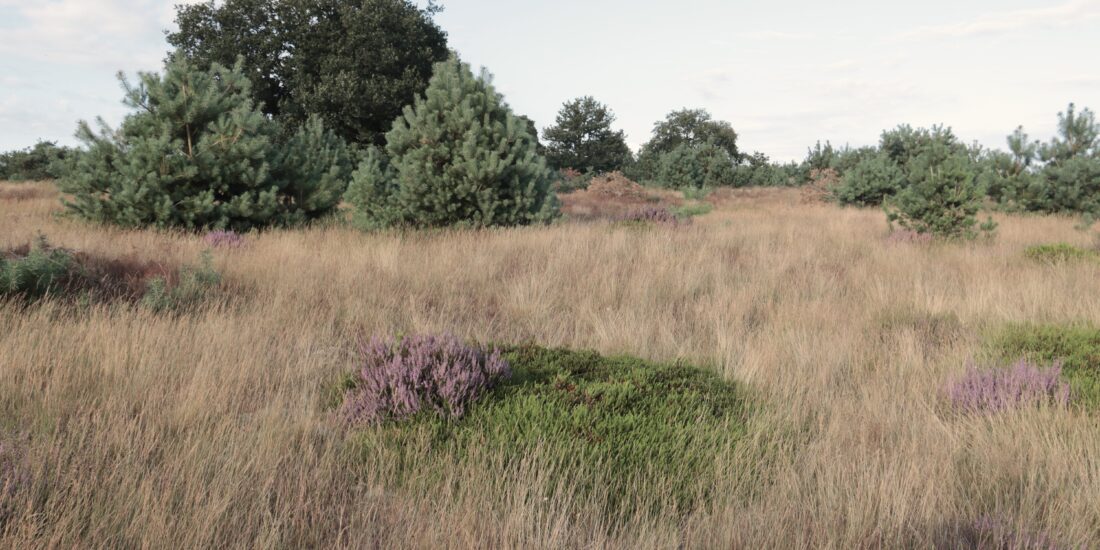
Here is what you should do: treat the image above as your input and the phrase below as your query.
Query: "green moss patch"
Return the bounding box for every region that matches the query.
[345,345,748,518]
[1023,243,1098,265]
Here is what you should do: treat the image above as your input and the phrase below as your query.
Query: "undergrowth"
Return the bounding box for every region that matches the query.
[342,344,748,519]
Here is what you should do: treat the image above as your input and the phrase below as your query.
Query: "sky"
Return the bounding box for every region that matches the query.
[1,0,1098,161]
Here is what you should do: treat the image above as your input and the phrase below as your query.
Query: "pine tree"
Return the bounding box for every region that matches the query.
[885,142,994,239]
[345,58,559,229]
[60,55,349,231]
[542,96,633,173]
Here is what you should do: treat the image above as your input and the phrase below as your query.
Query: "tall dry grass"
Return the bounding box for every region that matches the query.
[1,182,1098,548]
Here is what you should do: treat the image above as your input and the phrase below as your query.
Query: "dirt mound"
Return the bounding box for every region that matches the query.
[584,172,650,200]
[801,168,839,204]
[558,172,681,221]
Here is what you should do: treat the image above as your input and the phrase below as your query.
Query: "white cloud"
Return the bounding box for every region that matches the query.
[0,0,203,69]
[900,0,1100,39]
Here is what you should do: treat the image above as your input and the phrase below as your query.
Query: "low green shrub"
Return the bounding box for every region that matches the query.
[0,236,74,300]
[141,252,222,313]
[986,323,1100,408]
[344,345,748,518]
[1023,243,1097,264]
[670,202,713,218]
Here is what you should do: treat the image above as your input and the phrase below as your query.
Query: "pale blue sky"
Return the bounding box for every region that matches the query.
[1,0,1098,160]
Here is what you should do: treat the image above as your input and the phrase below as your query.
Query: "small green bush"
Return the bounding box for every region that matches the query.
[987,323,1100,408]
[1023,243,1097,264]
[141,252,223,313]
[0,236,73,300]
[671,203,712,219]
[345,345,748,517]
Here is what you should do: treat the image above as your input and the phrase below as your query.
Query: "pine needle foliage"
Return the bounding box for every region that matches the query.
[60,55,350,231]
[346,58,559,229]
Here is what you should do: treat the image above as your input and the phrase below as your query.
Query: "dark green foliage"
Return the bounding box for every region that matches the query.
[629,109,739,184]
[169,0,449,146]
[141,252,223,313]
[730,152,800,188]
[988,323,1100,409]
[1023,243,1097,264]
[880,124,968,172]
[542,96,633,173]
[346,345,748,517]
[0,141,70,181]
[59,56,349,231]
[833,153,905,206]
[885,144,994,239]
[344,58,559,229]
[0,236,73,300]
[992,104,1100,215]
[655,142,736,188]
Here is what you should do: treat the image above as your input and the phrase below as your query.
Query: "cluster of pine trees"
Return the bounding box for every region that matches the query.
[7,0,1098,238]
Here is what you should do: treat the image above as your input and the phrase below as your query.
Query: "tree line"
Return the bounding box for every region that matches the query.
[3,0,1097,238]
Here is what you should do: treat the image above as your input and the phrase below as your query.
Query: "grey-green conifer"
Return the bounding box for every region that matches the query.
[345,58,559,229]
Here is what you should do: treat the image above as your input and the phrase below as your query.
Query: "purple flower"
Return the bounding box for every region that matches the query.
[203,230,246,249]
[342,333,511,425]
[945,359,1071,414]
[969,514,1061,549]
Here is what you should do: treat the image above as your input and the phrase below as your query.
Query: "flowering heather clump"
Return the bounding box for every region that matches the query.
[202,230,246,249]
[885,229,933,245]
[342,334,511,424]
[945,359,1071,414]
[617,206,684,226]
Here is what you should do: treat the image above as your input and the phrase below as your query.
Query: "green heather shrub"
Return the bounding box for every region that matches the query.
[344,58,559,229]
[60,55,350,231]
[141,252,222,313]
[0,236,73,300]
[987,323,1100,408]
[344,345,748,517]
[1023,243,1097,264]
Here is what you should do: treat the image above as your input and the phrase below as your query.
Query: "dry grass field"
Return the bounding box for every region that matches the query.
[2,181,1099,548]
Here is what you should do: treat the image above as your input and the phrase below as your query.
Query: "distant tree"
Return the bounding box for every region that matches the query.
[344,58,559,229]
[168,0,449,146]
[60,56,350,231]
[1002,104,1100,215]
[542,96,633,173]
[0,141,70,181]
[629,108,740,184]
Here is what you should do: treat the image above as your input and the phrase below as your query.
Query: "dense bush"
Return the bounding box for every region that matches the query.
[59,56,350,231]
[169,0,449,146]
[0,236,73,300]
[344,58,560,229]
[833,153,904,206]
[988,323,1100,408]
[542,96,633,173]
[629,109,739,184]
[944,359,1070,414]
[655,142,736,188]
[0,141,70,181]
[345,345,747,516]
[341,334,511,424]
